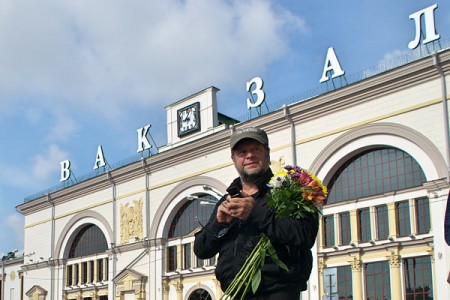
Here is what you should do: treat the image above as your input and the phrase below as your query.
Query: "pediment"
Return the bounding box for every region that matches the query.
[26,285,47,297]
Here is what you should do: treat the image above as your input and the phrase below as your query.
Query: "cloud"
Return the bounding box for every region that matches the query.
[0,0,305,119]
[0,212,24,257]
[378,49,410,64]
[31,144,69,181]
[44,111,78,143]
[6,213,24,246]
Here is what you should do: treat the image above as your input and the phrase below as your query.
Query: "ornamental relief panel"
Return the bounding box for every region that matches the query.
[270,156,285,173]
[120,198,143,244]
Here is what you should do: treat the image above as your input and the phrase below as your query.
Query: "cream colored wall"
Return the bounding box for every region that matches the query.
[16,50,450,300]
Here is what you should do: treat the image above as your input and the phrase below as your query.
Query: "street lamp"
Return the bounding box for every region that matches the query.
[1,249,18,300]
[202,185,224,198]
[186,195,219,205]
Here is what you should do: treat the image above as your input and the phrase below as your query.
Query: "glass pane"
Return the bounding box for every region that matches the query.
[376,205,389,240]
[403,256,433,299]
[184,243,192,269]
[167,246,177,272]
[339,212,351,245]
[337,266,353,299]
[365,261,391,300]
[69,224,108,258]
[169,194,218,238]
[396,201,411,237]
[358,208,371,242]
[327,148,426,204]
[415,197,431,234]
[323,215,335,247]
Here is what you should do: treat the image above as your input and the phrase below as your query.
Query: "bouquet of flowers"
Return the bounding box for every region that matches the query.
[221,165,327,300]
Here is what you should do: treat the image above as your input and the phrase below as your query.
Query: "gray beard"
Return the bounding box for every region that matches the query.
[240,165,268,182]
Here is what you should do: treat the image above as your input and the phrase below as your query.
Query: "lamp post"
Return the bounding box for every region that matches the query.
[1,249,18,300]
[186,195,219,205]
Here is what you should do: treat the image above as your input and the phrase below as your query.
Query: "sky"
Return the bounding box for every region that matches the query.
[1,0,449,257]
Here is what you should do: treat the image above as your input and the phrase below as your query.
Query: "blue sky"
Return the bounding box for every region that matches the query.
[1,0,449,257]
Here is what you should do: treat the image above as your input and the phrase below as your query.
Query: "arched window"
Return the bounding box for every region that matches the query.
[327,147,426,204]
[68,224,108,258]
[166,194,218,273]
[168,194,217,238]
[188,288,212,300]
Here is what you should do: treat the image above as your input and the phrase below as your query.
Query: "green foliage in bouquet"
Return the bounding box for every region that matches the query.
[221,165,327,300]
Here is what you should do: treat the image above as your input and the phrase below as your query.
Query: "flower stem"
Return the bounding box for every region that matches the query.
[221,236,269,300]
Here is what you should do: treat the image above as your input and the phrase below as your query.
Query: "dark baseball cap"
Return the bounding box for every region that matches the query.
[230,127,268,150]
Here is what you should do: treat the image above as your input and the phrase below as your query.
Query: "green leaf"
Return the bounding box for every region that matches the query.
[251,269,262,294]
[259,247,266,268]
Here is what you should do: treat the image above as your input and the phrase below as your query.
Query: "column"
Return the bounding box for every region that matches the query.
[103,258,109,280]
[386,248,401,299]
[64,266,69,287]
[174,281,183,300]
[87,261,91,284]
[93,260,98,283]
[214,279,222,299]
[350,209,359,244]
[78,263,82,286]
[162,281,170,300]
[334,214,340,245]
[318,216,324,250]
[90,290,98,300]
[72,265,76,287]
[317,257,325,299]
[80,262,85,284]
[387,202,397,240]
[176,244,182,271]
[370,206,376,240]
[349,256,363,299]
[409,199,417,236]
[427,249,436,298]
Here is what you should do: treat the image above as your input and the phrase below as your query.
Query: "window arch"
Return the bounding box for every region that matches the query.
[68,224,108,258]
[168,194,217,238]
[327,147,426,204]
[188,288,212,300]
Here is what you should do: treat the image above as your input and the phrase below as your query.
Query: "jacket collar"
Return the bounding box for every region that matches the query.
[228,168,274,196]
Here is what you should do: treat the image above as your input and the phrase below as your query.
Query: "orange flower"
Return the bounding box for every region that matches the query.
[314,195,326,205]
[302,191,315,201]
[307,180,320,190]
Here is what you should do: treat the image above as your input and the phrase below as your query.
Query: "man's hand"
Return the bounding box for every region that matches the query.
[218,193,255,222]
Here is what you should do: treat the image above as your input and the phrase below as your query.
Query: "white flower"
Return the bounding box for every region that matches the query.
[268,174,287,188]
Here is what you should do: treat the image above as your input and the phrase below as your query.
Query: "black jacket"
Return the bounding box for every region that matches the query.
[194,168,319,296]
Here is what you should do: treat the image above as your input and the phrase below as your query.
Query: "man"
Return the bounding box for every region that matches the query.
[194,127,319,299]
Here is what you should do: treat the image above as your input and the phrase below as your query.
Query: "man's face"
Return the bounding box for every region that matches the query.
[231,139,269,180]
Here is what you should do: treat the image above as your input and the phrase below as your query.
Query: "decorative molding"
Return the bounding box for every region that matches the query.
[310,122,447,184]
[150,175,227,239]
[348,256,362,272]
[25,285,47,299]
[120,198,144,244]
[55,210,113,260]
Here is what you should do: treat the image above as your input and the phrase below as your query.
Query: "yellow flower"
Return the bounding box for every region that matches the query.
[304,169,328,196]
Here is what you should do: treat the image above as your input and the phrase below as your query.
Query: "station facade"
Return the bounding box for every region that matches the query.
[3,44,450,300]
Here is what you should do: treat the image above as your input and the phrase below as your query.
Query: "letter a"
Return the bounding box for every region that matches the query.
[320,47,345,83]
[60,160,71,182]
[137,124,152,152]
[408,4,440,49]
[94,145,106,170]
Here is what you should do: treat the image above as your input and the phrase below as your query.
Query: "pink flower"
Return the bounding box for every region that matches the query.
[298,170,312,185]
